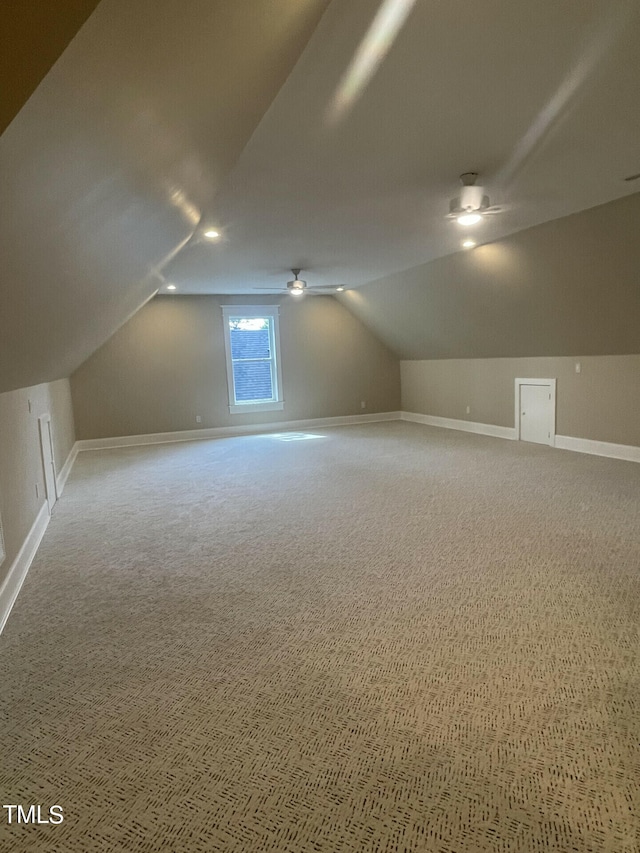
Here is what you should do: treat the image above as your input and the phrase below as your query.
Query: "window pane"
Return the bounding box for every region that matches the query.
[229,318,271,360]
[233,360,273,402]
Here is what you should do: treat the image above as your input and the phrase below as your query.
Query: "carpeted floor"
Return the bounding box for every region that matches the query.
[1,421,639,852]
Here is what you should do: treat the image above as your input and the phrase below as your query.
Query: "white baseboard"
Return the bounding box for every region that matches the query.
[56,443,79,496]
[555,435,640,463]
[400,411,516,441]
[2,411,636,635]
[0,502,49,635]
[75,411,403,451]
[401,411,639,463]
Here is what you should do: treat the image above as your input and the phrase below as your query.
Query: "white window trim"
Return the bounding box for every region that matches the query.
[222,305,284,414]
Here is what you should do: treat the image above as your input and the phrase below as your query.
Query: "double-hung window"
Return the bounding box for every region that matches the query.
[222,306,284,414]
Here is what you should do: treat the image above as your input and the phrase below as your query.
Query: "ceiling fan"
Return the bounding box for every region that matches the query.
[253,269,347,296]
[446,172,502,225]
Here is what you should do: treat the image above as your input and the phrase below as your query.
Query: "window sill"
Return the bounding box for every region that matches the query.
[229,401,284,415]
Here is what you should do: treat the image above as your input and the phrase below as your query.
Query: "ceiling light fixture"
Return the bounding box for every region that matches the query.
[253,268,341,296]
[336,286,345,292]
[447,173,501,226]
[462,239,476,249]
[166,284,177,290]
[203,229,220,240]
[287,269,307,296]
[457,213,482,226]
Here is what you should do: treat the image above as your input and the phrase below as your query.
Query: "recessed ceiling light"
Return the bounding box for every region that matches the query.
[166,284,177,290]
[203,229,220,240]
[457,213,482,226]
[336,286,345,292]
[462,239,476,249]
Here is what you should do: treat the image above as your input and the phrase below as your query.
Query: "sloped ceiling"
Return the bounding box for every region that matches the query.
[0,0,329,392]
[337,192,640,360]
[163,0,640,294]
[2,0,639,393]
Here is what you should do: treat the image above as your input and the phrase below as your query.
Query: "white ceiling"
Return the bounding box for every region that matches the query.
[1,0,639,392]
[165,0,640,294]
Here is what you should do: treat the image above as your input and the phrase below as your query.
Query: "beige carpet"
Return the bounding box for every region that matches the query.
[1,422,639,852]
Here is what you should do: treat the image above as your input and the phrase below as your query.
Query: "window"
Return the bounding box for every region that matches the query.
[222,306,284,414]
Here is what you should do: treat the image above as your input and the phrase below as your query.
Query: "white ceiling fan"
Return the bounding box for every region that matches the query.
[253,269,347,297]
[446,172,502,225]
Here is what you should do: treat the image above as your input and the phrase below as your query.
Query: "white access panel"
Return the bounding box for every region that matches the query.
[518,382,554,445]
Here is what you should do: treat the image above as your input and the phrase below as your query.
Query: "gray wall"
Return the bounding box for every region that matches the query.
[401,355,640,446]
[0,379,76,583]
[339,193,640,360]
[71,295,401,439]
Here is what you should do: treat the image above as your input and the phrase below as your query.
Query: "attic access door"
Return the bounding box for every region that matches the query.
[38,414,58,513]
[515,378,556,446]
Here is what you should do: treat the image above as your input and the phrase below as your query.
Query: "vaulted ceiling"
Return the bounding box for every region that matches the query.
[166,0,640,294]
[0,0,330,392]
[1,0,639,392]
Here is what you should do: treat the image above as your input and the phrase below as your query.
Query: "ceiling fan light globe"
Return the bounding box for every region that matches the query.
[457,213,482,226]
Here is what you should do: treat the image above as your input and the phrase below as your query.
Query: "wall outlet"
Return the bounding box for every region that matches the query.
[575,362,581,374]
[195,415,202,424]
[466,406,471,414]
[360,401,366,409]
